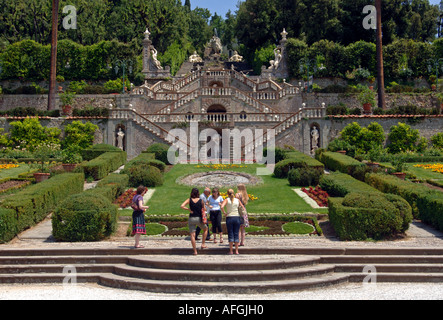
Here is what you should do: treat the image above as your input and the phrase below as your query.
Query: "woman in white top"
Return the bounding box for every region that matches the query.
[208,188,224,244]
[221,189,246,255]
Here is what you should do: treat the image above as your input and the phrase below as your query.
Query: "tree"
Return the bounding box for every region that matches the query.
[48,0,59,111]
[376,0,386,110]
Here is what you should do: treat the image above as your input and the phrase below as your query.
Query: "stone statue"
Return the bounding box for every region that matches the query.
[210,35,222,55]
[150,48,163,70]
[229,51,243,62]
[189,51,203,63]
[117,128,125,150]
[311,126,319,154]
[268,48,282,70]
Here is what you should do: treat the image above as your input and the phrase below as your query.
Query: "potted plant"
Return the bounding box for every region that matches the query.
[32,145,52,183]
[358,86,376,115]
[61,147,83,172]
[391,155,406,180]
[60,91,76,116]
[367,143,382,168]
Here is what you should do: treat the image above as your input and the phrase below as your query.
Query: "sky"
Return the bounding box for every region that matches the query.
[190,0,241,17]
[191,0,442,18]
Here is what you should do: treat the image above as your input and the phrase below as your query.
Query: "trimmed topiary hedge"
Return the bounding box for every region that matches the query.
[274,152,324,179]
[127,164,163,188]
[319,172,379,197]
[288,166,322,187]
[81,143,123,161]
[328,192,412,240]
[0,173,84,243]
[417,193,443,232]
[316,151,366,177]
[144,143,171,164]
[365,172,439,219]
[81,151,127,180]
[52,193,118,242]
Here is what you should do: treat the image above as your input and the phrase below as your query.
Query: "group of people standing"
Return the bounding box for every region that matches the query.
[130,184,250,255]
[180,185,250,255]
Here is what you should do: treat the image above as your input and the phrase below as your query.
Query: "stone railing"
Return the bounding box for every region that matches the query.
[141,112,295,123]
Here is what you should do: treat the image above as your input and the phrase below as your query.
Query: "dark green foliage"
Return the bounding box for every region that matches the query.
[127,165,164,188]
[0,173,84,242]
[316,151,366,178]
[328,192,412,240]
[144,143,171,164]
[319,172,379,197]
[52,193,118,242]
[365,172,439,219]
[81,144,122,161]
[81,151,127,180]
[288,166,322,187]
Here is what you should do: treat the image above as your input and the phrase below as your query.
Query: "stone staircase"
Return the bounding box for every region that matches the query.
[0,247,443,293]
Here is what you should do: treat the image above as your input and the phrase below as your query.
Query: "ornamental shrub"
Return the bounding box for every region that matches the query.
[127,164,163,188]
[328,192,412,240]
[62,121,99,150]
[144,143,171,164]
[52,193,118,242]
[288,166,322,187]
[387,122,420,154]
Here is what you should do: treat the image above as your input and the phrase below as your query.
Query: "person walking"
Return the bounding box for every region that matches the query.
[131,186,149,249]
[208,187,224,244]
[181,188,208,255]
[196,187,211,241]
[236,184,249,246]
[221,189,246,255]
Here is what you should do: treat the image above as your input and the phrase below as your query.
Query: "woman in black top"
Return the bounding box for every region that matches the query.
[180,188,208,255]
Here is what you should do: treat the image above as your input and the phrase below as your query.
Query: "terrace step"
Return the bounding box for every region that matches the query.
[1,247,443,293]
[98,273,349,294]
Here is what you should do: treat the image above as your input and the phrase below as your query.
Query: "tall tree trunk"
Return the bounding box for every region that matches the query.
[375,0,386,110]
[48,0,59,111]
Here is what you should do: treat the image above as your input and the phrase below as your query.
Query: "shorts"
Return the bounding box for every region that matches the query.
[188,216,208,233]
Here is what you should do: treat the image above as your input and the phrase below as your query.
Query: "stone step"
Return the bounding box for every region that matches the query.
[127,255,320,271]
[321,255,443,264]
[0,264,118,274]
[347,273,443,283]
[3,247,443,257]
[335,263,443,273]
[98,273,350,294]
[113,264,335,282]
[0,256,128,265]
[0,273,101,284]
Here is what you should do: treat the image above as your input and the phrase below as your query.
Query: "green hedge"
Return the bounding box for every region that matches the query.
[0,173,84,243]
[0,208,18,243]
[365,173,437,218]
[319,172,380,197]
[328,192,412,240]
[144,143,171,164]
[52,193,118,242]
[274,151,324,179]
[81,151,127,180]
[123,153,165,173]
[316,151,366,177]
[417,193,443,232]
[81,144,123,161]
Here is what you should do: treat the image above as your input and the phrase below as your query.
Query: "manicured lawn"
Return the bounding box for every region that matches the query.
[381,162,443,181]
[140,164,326,215]
[0,164,33,180]
[405,163,443,181]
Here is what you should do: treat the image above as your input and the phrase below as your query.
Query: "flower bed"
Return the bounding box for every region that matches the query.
[301,186,329,207]
[413,163,443,174]
[195,164,247,170]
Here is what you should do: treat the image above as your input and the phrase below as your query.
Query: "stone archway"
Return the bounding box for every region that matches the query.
[207,104,227,113]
